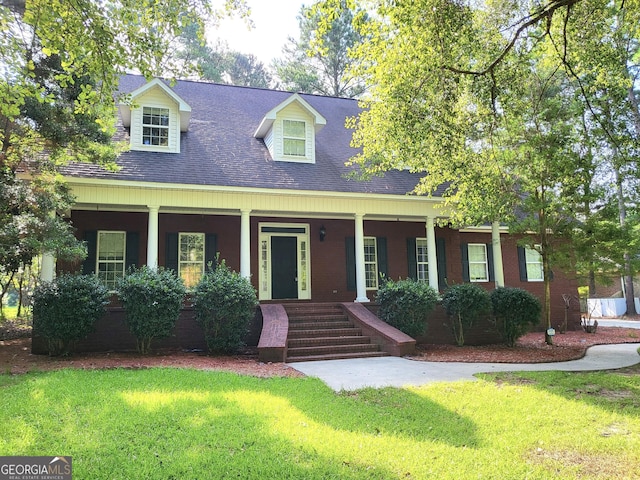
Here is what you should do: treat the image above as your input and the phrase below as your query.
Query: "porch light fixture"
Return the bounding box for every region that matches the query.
[319,225,326,242]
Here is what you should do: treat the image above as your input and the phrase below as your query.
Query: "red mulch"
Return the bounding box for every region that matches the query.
[1,327,639,376]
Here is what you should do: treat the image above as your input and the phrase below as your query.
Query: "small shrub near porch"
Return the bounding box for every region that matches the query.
[441,283,492,346]
[376,278,440,338]
[491,287,541,347]
[118,266,186,354]
[192,260,258,354]
[32,274,110,356]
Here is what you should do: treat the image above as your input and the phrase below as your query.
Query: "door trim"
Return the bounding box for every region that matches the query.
[258,222,311,301]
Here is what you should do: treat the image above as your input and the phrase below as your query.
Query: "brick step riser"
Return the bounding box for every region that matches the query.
[288,328,363,338]
[289,321,353,330]
[287,344,381,357]
[284,306,344,315]
[288,315,348,323]
[286,351,388,362]
[288,336,371,348]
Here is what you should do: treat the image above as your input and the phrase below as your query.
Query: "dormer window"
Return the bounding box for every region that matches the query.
[118,78,191,154]
[283,120,306,157]
[142,107,170,146]
[254,93,326,164]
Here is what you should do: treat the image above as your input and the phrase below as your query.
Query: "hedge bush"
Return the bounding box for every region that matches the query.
[491,287,541,346]
[118,266,186,354]
[32,274,110,356]
[441,283,491,346]
[192,260,258,354]
[376,278,439,338]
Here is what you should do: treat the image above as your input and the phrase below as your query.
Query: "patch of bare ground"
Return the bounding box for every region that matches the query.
[409,327,640,363]
[528,447,639,479]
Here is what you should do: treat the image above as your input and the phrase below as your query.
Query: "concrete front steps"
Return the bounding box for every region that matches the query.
[284,303,387,362]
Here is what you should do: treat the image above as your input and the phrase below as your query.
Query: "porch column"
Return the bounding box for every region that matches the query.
[492,221,505,287]
[147,205,159,269]
[240,209,251,279]
[354,213,369,302]
[40,253,55,282]
[425,216,439,288]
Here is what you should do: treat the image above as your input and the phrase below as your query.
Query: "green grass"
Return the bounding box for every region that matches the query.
[1,368,639,479]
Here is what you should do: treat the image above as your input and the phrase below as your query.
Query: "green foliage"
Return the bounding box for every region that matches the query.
[376,278,439,338]
[490,287,541,347]
[274,0,368,97]
[441,283,491,346]
[117,266,186,354]
[32,273,110,356]
[192,260,258,354]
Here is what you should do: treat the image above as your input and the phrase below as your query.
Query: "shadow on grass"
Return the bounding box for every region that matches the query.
[1,368,479,479]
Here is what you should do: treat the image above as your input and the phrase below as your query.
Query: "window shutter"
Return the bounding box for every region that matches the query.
[486,243,495,282]
[345,237,356,291]
[407,238,417,280]
[82,231,97,274]
[165,233,178,272]
[461,243,470,282]
[125,232,139,270]
[517,246,528,281]
[436,238,447,290]
[205,234,218,271]
[376,237,388,281]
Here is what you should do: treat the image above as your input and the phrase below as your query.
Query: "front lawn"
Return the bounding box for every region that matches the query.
[1,367,639,479]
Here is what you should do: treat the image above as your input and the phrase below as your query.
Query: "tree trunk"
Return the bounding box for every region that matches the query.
[617,169,636,315]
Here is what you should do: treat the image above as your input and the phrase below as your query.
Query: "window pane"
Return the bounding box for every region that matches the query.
[97,231,125,290]
[416,238,429,284]
[179,233,204,289]
[142,107,169,146]
[469,264,488,282]
[468,244,486,262]
[468,244,488,282]
[283,120,305,138]
[364,237,378,289]
[525,247,543,281]
[284,138,305,156]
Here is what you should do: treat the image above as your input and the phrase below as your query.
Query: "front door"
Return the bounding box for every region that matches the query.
[271,236,298,299]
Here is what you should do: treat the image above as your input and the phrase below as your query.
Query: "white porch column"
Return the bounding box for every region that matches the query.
[147,205,159,269]
[40,253,55,282]
[491,221,505,287]
[240,209,251,279]
[354,213,369,302]
[426,216,439,288]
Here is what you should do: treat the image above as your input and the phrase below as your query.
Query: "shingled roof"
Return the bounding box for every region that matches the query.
[63,75,442,196]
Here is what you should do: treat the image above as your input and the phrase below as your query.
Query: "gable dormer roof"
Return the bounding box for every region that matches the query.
[253,93,327,139]
[119,78,192,132]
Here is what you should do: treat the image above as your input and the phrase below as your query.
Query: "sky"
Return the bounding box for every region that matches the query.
[208,0,307,66]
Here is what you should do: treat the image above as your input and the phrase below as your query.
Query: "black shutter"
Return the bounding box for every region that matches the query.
[205,234,218,271]
[517,246,528,281]
[436,238,447,290]
[486,243,495,282]
[125,232,139,270]
[82,231,97,274]
[407,238,417,280]
[461,243,470,282]
[166,233,178,272]
[376,237,388,281]
[346,237,356,291]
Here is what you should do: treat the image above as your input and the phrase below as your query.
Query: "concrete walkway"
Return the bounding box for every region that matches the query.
[290,343,640,392]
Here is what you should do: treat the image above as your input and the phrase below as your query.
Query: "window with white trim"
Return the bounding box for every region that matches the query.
[97,231,126,290]
[364,236,378,289]
[142,107,169,146]
[179,233,204,289]
[416,238,429,283]
[468,243,489,282]
[525,245,544,281]
[283,120,306,157]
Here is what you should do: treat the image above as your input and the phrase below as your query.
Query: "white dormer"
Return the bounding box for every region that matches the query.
[254,93,326,164]
[119,78,191,154]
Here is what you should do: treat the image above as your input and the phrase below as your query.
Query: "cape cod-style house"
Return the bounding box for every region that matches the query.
[35,75,580,360]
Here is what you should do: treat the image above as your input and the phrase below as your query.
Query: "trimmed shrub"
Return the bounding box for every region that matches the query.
[192,260,258,354]
[441,283,491,346]
[376,278,439,338]
[118,266,186,354]
[491,287,541,347]
[32,274,110,356]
